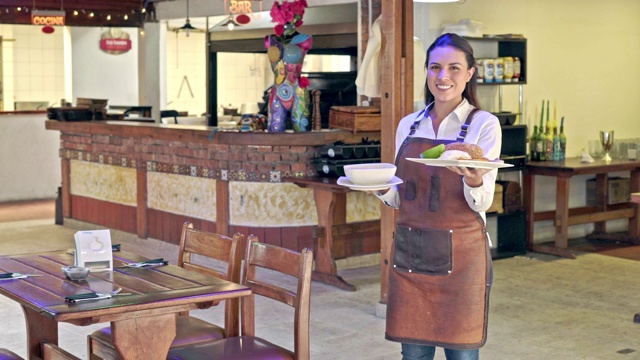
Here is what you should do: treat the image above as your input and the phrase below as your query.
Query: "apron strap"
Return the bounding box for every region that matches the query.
[455,108,480,142]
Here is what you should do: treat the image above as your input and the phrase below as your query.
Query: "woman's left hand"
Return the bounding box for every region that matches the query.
[446,166,492,188]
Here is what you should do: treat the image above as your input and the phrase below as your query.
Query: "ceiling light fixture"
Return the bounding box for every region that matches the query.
[178,0,197,37]
[220,15,240,31]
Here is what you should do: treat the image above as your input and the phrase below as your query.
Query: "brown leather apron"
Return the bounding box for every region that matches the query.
[385,109,492,349]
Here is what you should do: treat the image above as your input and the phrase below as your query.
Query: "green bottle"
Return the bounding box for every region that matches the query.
[559,116,567,160]
[552,126,561,161]
[538,100,546,161]
[529,125,537,161]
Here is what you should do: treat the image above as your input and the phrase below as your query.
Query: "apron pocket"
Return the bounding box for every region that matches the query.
[403,180,417,201]
[394,225,452,276]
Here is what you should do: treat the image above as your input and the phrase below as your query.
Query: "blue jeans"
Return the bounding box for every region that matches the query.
[401,344,479,360]
[400,265,493,360]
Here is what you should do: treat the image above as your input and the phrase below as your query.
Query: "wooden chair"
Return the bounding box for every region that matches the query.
[41,343,81,360]
[167,235,314,360]
[87,222,244,359]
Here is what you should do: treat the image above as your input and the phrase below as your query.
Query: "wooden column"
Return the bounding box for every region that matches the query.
[136,168,148,239]
[379,0,414,304]
[216,180,230,236]
[61,158,71,218]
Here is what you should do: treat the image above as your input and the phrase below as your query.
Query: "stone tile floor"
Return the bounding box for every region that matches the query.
[1,218,639,359]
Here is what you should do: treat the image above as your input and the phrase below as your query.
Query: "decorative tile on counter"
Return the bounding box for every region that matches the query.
[229,182,317,227]
[147,172,216,221]
[70,160,137,206]
[346,192,382,223]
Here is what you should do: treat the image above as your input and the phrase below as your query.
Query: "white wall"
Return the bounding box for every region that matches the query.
[0,24,66,110]
[165,29,207,116]
[70,27,139,106]
[417,0,640,242]
[0,114,61,201]
[420,0,640,158]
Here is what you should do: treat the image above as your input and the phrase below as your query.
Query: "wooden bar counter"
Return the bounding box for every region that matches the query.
[524,157,640,258]
[45,120,382,290]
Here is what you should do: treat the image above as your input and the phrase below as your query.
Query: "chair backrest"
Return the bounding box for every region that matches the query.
[161,110,180,124]
[178,222,244,336]
[241,235,313,358]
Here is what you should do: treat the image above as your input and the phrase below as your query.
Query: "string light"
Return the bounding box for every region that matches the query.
[17,7,22,11]
[73,10,78,15]
[124,14,128,20]
[106,14,111,20]
[89,12,94,17]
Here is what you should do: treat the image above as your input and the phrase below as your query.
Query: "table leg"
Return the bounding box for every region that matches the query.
[523,172,535,250]
[21,306,57,360]
[593,174,608,234]
[555,176,571,251]
[111,313,176,360]
[312,188,356,292]
[628,170,640,242]
[525,174,575,259]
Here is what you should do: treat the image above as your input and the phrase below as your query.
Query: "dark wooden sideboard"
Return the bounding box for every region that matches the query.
[524,157,640,258]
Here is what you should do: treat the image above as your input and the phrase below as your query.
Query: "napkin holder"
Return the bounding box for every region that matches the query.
[74,230,113,271]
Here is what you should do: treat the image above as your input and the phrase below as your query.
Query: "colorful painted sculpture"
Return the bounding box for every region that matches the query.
[265,0,312,132]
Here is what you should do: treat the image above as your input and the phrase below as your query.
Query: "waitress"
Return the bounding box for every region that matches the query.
[375,33,501,360]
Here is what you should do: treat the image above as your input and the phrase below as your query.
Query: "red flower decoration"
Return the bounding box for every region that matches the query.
[270,0,308,37]
[274,24,284,37]
[299,76,310,88]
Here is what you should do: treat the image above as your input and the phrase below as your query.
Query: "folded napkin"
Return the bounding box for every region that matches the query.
[580,150,595,163]
[121,258,168,268]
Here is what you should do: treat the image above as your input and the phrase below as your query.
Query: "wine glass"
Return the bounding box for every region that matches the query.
[599,130,614,162]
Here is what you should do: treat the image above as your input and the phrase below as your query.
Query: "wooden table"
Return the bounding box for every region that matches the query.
[286,177,380,292]
[287,177,354,291]
[0,250,250,360]
[524,157,640,258]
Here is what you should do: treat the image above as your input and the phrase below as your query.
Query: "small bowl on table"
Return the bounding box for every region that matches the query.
[343,163,397,186]
[61,266,90,281]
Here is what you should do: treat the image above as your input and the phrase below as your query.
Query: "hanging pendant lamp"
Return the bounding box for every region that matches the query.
[220,15,241,31]
[178,0,197,36]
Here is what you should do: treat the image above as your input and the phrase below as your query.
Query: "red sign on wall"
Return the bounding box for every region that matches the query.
[100,29,132,55]
[100,38,132,53]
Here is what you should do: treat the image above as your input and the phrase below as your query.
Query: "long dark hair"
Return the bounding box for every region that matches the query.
[424,33,480,109]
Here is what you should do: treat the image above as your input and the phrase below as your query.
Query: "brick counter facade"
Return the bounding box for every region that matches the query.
[46,120,382,260]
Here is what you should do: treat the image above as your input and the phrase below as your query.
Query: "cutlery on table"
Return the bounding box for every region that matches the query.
[0,273,43,281]
[65,288,132,303]
[118,258,168,268]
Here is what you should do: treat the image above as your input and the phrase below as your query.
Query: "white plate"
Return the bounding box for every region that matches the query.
[406,158,514,170]
[337,176,403,191]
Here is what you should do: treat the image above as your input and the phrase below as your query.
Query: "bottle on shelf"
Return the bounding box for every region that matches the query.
[538,100,546,161]
[559,116,567,160]
[544,100,553,160]
[513,57,521,82]
[530,125,540,161]
[552,125,561,161]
